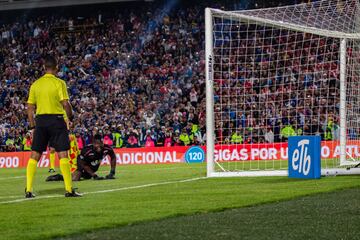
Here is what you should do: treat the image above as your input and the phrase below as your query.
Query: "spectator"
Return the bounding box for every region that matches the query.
[112,130,123,148]
[143,110,156,128]
[264,127,274,143]
[103,135,113,146]
[164,131,173,147]
[144,130,156,147]
[192,135,201,146]
[231,130,243,144]
[22,132,32,151]
[156,126,166,146]
[5,135,16,152]
[189,88,198,107]
[76,132,84,150]
[280,124,297,141]
[179,128,191,146]
[125,129,139,148]
[173,136,182,146]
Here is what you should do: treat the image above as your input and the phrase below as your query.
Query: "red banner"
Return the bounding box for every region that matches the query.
[0,152,54,168]
[1,141,360,168]
[214,141,360,162]
[102,146,188,165]
[0,147,190,168]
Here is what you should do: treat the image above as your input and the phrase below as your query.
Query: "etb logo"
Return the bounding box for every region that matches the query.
[292,140,311,175]
[288,136,321,179]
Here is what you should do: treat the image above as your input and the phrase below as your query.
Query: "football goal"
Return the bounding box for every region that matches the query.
[205,0,360,177]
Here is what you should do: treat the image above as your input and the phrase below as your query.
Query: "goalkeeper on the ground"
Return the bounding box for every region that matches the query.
[46,134,116,181]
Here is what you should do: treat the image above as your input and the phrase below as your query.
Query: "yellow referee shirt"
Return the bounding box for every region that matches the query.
[27,73,69,115]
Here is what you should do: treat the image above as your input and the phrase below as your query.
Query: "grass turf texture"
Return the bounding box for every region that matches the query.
[58,187,360,240]
[0,163,358,240]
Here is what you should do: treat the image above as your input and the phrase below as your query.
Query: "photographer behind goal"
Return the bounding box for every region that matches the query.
[47,134,116,181]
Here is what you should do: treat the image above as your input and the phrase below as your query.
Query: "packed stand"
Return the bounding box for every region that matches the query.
[0,3,208,151]
[0,0,340,152]
[212,24,344,145]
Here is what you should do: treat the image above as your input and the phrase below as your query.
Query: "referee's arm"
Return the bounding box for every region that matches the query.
[60,80,73,121]
[62,100,73,121]
[27,85,36,129]
[27,104,36,128]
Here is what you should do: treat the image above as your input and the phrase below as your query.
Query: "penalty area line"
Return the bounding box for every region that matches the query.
[0,194,63,204]
[84,177,206,195]
[0,177,206,205]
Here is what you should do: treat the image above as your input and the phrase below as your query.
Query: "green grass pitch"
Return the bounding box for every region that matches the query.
[0,163,359,240]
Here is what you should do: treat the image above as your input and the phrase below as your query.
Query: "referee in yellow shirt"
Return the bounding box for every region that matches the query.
[25,55,81,198]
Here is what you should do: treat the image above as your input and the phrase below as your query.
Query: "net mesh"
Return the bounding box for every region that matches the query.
[233,0,360,34]
[210,0,360,173]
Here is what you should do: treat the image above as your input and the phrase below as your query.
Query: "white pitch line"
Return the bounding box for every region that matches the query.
[0,195,24,199]
[84,177,205,195]
[0,194,63,204]
[0,176,25,181]
[0,177,206,205]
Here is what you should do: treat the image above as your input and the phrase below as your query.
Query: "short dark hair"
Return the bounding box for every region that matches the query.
[44,55,57,70]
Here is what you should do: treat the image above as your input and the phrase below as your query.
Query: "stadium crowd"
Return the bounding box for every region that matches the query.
[0,2,208,151]
[0,0,344,151]
[212,25,343,144]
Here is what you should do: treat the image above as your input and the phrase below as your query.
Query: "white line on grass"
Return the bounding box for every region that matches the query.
[0,195,24,199]
[0,177,206,205]
[0,194,63,204]
[0,176,25,180]
[84,177,205,195]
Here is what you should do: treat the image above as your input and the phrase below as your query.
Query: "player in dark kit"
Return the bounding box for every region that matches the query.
[47,134,116,181]
[73,134,116,180]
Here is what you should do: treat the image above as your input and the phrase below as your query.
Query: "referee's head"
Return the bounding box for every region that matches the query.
[44,55,58,73]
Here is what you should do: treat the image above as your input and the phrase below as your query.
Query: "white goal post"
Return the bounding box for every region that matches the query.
[205,0,360,177]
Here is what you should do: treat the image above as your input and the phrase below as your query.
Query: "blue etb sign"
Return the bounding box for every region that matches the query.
[288,136,321,179]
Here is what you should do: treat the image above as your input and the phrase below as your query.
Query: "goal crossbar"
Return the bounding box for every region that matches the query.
[210,8,360,40]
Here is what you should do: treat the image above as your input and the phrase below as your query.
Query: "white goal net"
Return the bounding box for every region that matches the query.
[205,0,360,177]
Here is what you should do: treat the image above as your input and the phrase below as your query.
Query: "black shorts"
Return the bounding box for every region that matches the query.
[32,115,70,153]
